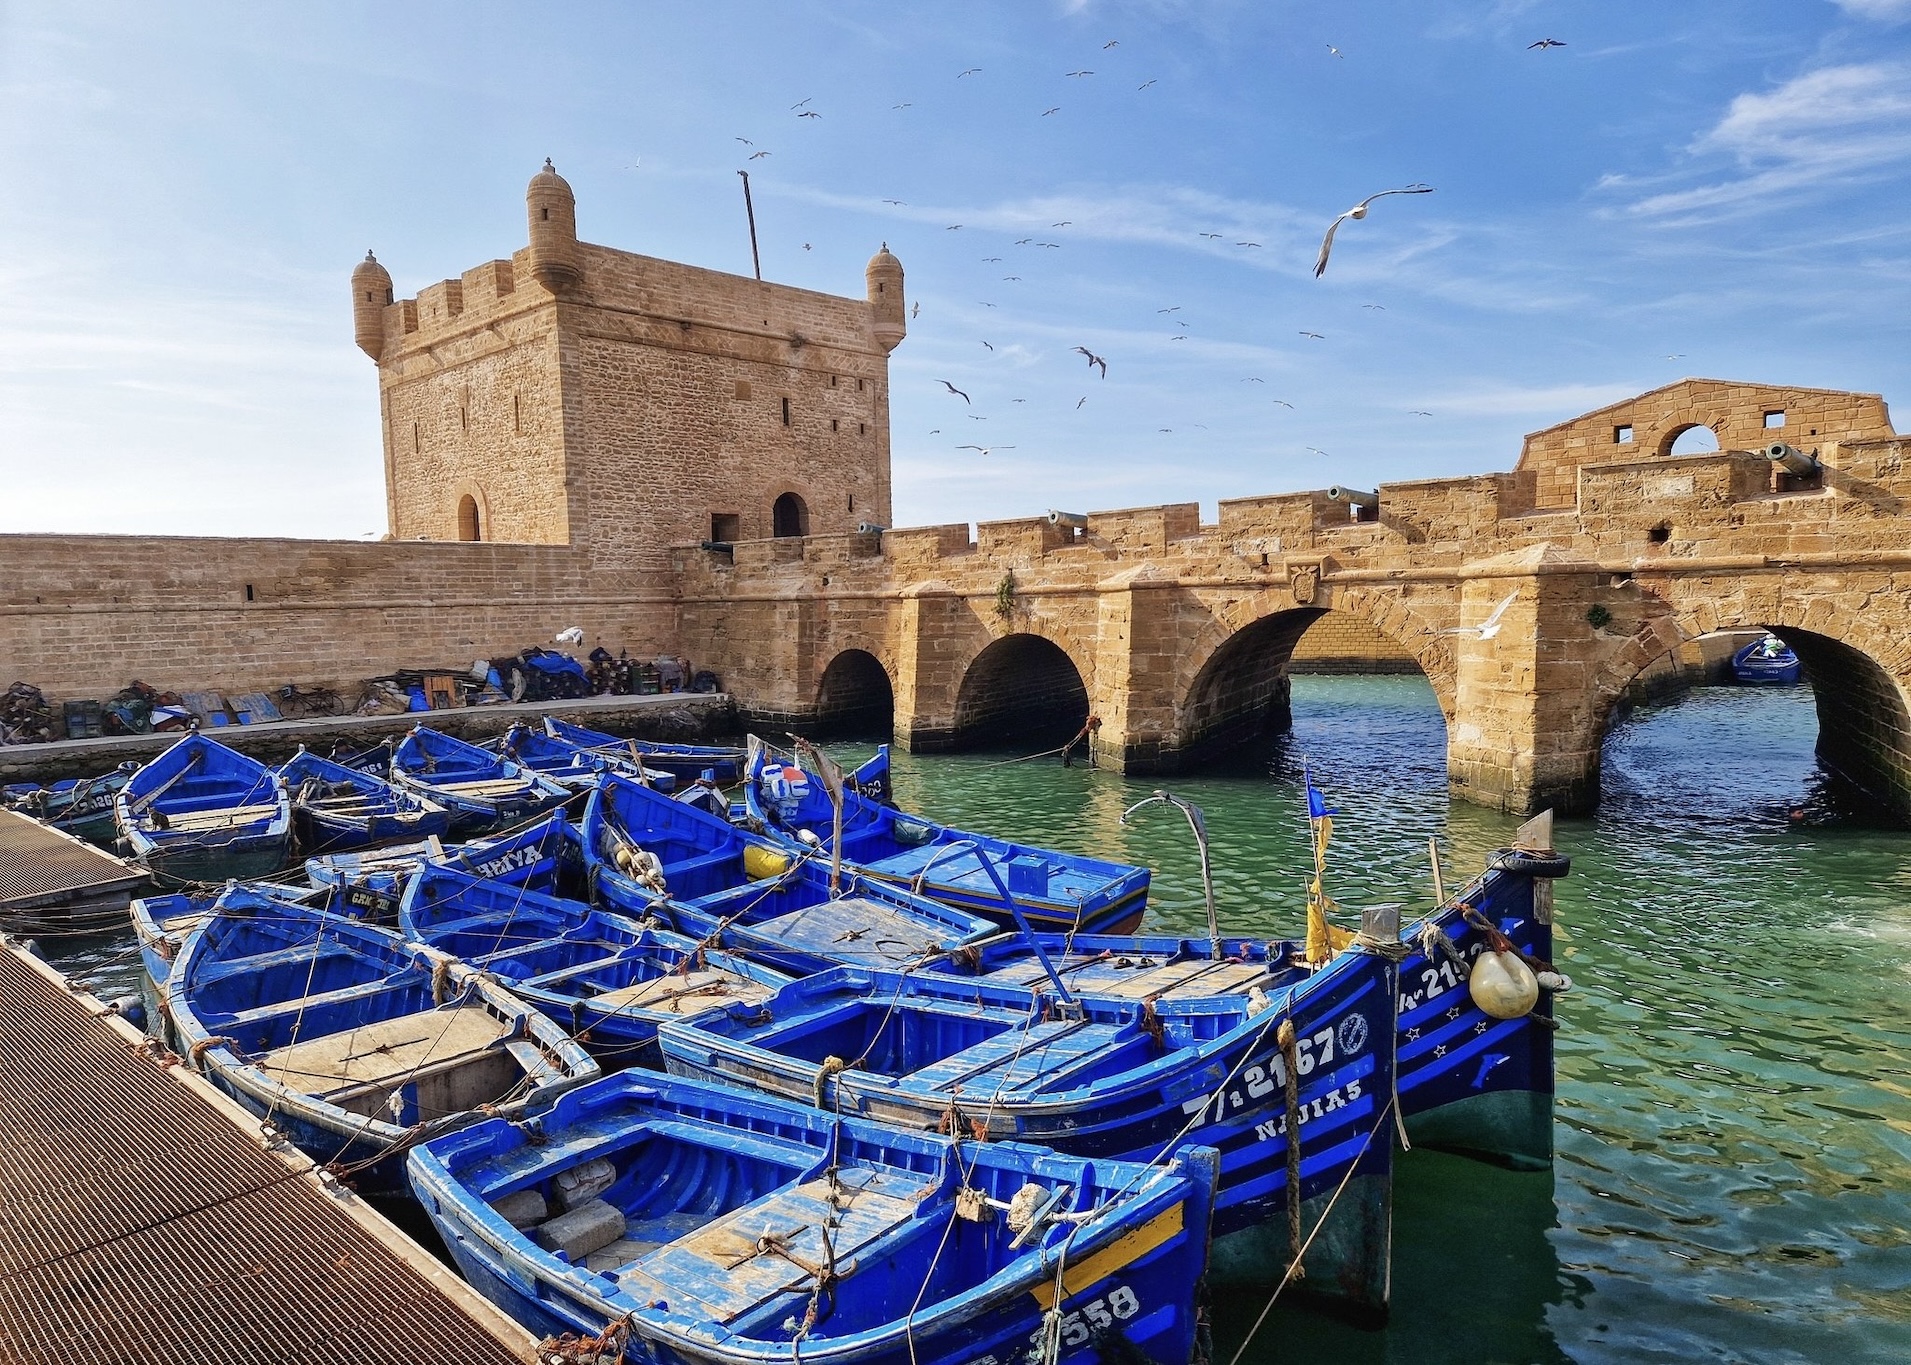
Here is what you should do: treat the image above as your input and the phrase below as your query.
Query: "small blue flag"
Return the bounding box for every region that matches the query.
[1304,767,1338,820]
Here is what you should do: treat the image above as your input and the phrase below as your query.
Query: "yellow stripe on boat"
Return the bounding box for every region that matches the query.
[1030,1202,1184,1308]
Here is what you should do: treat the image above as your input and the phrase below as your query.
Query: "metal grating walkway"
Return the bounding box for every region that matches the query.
[0,948,534,1365]
[0,808,143,921]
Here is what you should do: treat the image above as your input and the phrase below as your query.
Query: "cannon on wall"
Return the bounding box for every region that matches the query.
[1762,442,1819,477]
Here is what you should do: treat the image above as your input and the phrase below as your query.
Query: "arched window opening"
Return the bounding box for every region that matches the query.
[457,495,482,542]
[1666,423,1721,456]
[773,492,809,538]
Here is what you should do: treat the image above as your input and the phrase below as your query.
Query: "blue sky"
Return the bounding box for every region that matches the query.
[2,0,1908,538]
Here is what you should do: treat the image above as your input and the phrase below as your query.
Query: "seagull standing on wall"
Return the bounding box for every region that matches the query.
[1313,186,1435,277]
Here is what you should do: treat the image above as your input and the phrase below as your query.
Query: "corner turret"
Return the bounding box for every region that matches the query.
[351,250,393,360]
[527,158,582,294]
[866,243,906,352]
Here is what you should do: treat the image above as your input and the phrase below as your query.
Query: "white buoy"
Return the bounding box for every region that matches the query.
[1469,948,1539,1019]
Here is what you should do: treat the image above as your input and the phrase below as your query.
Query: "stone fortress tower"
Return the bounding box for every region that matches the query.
[353,162,905,568]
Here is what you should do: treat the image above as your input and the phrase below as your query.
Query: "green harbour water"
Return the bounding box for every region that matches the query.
[47,675,1911,1362]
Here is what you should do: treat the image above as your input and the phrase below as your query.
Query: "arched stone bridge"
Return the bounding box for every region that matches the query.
[674,379,1911,816]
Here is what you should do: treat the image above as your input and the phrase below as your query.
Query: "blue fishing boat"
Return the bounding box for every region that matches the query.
[166,889,598,1194]
[304,809,581,908]
[544,716,745,784]
[660,933,1400,1313]
[390,725,572,835]
[3,761,140,846]
[129,881,321,1043]
[582,772,997,973]
[278,746,451,854]
[494,721,677,793]
[407,1070,1219,1365]
[115,734,294,883]
[1732,634,1802,685]
[1394,843,1571,1169]
[743,739,1149,935]
[399,865,790,1066]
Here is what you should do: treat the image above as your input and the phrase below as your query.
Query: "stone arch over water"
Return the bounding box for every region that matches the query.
[1173,588,1455,768]
[951,633,1090,751]
[1585,606,1911,816]
[813,648,894,738]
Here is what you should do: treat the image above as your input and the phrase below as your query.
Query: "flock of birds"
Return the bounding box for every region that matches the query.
[726,34,1577,467]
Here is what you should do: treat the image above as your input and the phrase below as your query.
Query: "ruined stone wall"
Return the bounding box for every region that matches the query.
[1517,379,1894,510]
[0,535,673,707]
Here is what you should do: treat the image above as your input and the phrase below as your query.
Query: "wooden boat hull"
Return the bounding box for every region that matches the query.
[128,829,293,885]
[661,944,1399,1316]
[117,735,294,883]
[167,892,599,1195]
[407,1071,1218,1365]
[744,739,1150,937]
[1396,859,1563,1169]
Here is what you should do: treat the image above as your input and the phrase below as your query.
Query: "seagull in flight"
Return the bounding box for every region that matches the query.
[1199,232,1224,239]
[980,341,994,351]
[1236,241,1262,248]
[1410,410,1434,416]
[1306,446,1331,457]
[1052,221,1072,228]
[1042,107,1062,116]
[1016,238,1033,245]
[883,199,907,205]
[1077,396,1087,409]
[978,301,997,307]
[1241,377,1264,383]
[1529,38,1567,49]
[957,444,1016,454]
[1272,399,1294,408]
[1158,307,1181,313]
[791,98,812,109]
[1169,334,1188,341]
[749,150,770,159]
[982,256,1003,262]
[802,243,812,251]
[958,67,982,77]
[1066,70,1094,77]
[1314,186,1435,277]
[1073,346,1108,378]
[1326,44,1343,57]
[1011,398,1026,403]
[946,224,963,230]
[1038,242,1062,248]
[1444,591,1519,640]
[939,380,971,404]
[1104,40,1119,49]
[1299,330,1325,339]
[1002,275,1022,281]
[1362,303,1387,310]
[1138,79,1157,90]
[911,301,920,318]
[892,102,912,109]
[736,137,753,145]
[1666,353,1686,360]
[797,110,821,119]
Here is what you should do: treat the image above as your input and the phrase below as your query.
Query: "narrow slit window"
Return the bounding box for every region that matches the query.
[781,397,791,426]
[831,418,839,432]
[243,583,255,602]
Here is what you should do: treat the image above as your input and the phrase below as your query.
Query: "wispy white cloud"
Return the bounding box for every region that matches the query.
[1618,62,1911,222]
[1829,0,1911,21]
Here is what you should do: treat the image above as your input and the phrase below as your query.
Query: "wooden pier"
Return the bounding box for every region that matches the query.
[0,944,538,1364]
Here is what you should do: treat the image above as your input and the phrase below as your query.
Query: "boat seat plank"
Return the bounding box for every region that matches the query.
[984,957,1274,1000]
[148,803,281,832]
[430,779,537,797]
[911,1018,1134,1099]
[612,1168,930,1323]
[258,1004,510,1096]
[754,897,949,967]
[584,968,775,1016]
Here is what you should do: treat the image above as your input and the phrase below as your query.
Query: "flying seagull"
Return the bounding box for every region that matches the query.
[1011,398,1026,403]
[1299,330,1325,339]
[1362,303,1387,310]
[1314,186,1435,277]
[1306,446,1331,457]
[1272,400,1294,408]
[1002,275,1022,281]
[1138,79,1157,89]
[797,110,821,119]
[1159,306,1181,313]
[1042,107,1062,116]
[1104,40,1119,49]
[1073,346,1108,378]
[1199,232,1224,239]
[791,98,812,109]
[1443,591,1519,640]
[1052,221,1072,228]
[1077,396,1087,409]
[946,224,963,230]
[893,102,912,109]
[1326,44,1343,57]
[749,150,770,159]
[735,137,752,145]
[957,444,1016,454]
[911,301,920,319]
[978,301,997,307]
[980,340,994,351]
[939,380,971,404]
[883,199,907,205]
[1066,70,1094,77]
[1241,376,1263,383]
[1236,241,1262,248]
[1169,334,1188,341]
[1529,38,1567,49]
[982,257,1003,262]
[958,67,982,77]
[803,243,812,251]
[1410,409,1433,416]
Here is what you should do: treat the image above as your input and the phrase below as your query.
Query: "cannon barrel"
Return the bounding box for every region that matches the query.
[855,521,889,535]
[1763,442,1818,477]
[1047,509,1088,529]
[1326,485,1378,507]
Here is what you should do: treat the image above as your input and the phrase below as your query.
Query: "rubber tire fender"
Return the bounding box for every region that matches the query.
[1487,847,1571,879]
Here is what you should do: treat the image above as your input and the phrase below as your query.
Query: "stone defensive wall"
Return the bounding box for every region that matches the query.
[673,380,1911,816]
[0,534,672,704]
